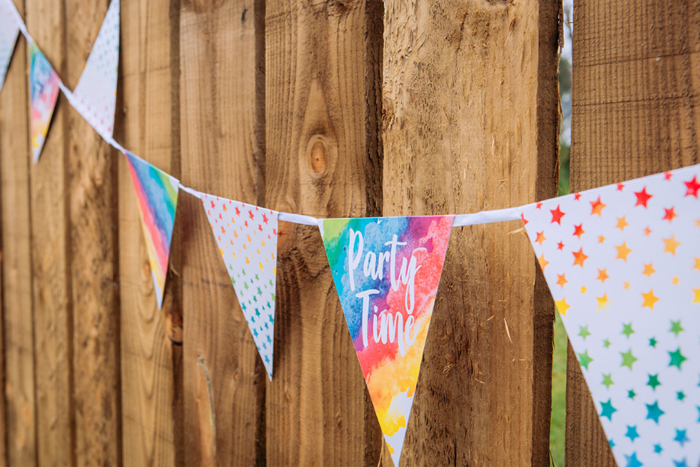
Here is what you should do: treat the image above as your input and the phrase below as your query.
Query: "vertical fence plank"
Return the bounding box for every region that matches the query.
[264,0,384,462]
[64,1,122,465]
[566,0,700,463]
[382,0,560,465]
[0,1,35,464]
[180,0,265,464]
[25,0,74,465]
[119,0,183,465]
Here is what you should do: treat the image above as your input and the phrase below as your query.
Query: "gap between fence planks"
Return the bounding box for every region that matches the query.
[566,1,700,464]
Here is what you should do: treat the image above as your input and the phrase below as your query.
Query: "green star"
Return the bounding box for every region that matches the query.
[579,326,591,340]
[603,339,611,348]
[621,349,637,370]
[627,389,636,399]
[669,348,687,369]
[600,399,617,420]
[602,374,614,389]
[622,322,634,338]
[645,401,664,424]
[677,391,685,401]
[244,282,249,290]
[649,337,658,347]
[647,374,661,391]
[578,350,593,370]
[670,320,684,337]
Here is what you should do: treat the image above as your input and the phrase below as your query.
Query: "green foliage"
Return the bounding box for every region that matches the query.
[550,313,568,466]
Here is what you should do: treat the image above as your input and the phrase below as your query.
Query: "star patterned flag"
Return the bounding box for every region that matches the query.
[69,0,119,140]
[201,194,278,380]
[123,151,179,310]
[321,216,453,467]
[0,0,21,92]
[29,42,60,163]
[522,164,700,467]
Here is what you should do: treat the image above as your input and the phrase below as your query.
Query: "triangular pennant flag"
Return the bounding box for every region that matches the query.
[124,151,179,309]
[522,164,700,467]
[201,194,279,380]
[70,0,119,140]
[29,42,60,163]
[0,0,21,92]
[321,215,454,466]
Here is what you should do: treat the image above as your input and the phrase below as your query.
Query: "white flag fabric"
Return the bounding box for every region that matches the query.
[0,0,21,92]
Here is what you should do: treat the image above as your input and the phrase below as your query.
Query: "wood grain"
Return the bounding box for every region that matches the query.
[0,1,36,464]
[25,0,74,465]
[566,0,700,464]
[180,0,266,464]
[264,0,384,462]
[382,0,560,465]
[64,1,122,465]
[119,0,183,465]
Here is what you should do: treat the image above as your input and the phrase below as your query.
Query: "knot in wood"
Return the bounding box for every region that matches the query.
[306,135,328,175]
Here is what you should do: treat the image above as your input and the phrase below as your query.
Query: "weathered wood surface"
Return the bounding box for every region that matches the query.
[0,1,35,464]
[566,0,700,464]
[264,0,384,462]
[119,0,183,465]
[179,0,266,464]
[382,0,560,465]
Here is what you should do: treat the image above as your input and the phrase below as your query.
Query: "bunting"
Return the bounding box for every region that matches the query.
[201,194,279,380]
[0,0,21,92]
[29,42,60,163]
[321,215,454,466]
[522,165,700,467]
[124,151,179,310]
[69,0,119,140]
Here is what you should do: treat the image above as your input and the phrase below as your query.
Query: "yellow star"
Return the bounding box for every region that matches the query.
[615,242,632,261]
[642,263,655,277]
[642,289,659,310]
[616,216,628,231]
[598,235,605,244]
[556,274,567,288]
[259,262,264,270]
[538,254,549,271]
[555,297,571,316]
[672,277,680,285]
[663,235,681,255]
[624,282,631,290]
[694,258,700,272]
[694,288,700,304]
[580,286,587,294]
[596,294,610,311]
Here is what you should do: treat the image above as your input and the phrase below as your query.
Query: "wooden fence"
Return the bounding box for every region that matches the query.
[0,0,696,465]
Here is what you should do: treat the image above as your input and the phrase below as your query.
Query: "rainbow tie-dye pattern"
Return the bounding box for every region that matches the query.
[321,215,453,466]
[29,42,60,163]
[124,151,179,309]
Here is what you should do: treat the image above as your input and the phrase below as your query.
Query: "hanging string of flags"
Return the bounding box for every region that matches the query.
[1,1,698,465]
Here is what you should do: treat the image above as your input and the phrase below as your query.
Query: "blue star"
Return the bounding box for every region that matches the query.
[654,444,662,454]
[646,401,664,424]
[264,355,270,363]
[673,459,687,467]
[253,329,258,337]
[600,399,617,420]
[608,439,615,448]
[267,335,272,343]
[625,425,639,443]
[624,452,642,467]
[697,406,700,422]
[674,429,689,447]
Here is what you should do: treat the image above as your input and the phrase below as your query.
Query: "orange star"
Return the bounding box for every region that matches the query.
[694,258,700,272]
[573,248,588,267]
[642,263,656,277]
[573,224,585,238]
[596,294,610,311]
[643,226,652,236]
[555,298,571,316]
[663,235,681,255]
[615,216,628,231]
[538,254,549,271]
[663,207,677,222]
[551,206,565,224]
[598,235,605,244]
[597,269,609,283]
[642,289,659,310]
[696,219,700,228]
[590,196,606,216]
[615,242,632,261]
[624,282,631,290]
[535,231,546,245]
[557,274,568,288]
[557,241,565,250]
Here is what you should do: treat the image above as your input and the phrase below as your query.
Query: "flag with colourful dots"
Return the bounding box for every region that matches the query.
[69,0,119,140]
[0,0,21,92]
[201,194,279,380]
[522,164,700,467]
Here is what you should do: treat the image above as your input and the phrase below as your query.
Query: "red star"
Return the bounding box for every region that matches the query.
[258,224,263,232]
[573,224,585,238]
[685,176,700,198]
[211,201,216,208]
[550,206,565,224]
[221,226,226,234]
[617,183,624,191]
[557,241,565,250]
[248,210,255,219]
[521,213,528,225]
[262,214,269,224]
[244,221,249,227]
[664,172,673,181]
[663,207,677,222]
[635,187,652,207]
[219,213,222,219]
[574,193,581,201]
[235,207,241,216]
[536,202,543,209]
[273,228,277,236]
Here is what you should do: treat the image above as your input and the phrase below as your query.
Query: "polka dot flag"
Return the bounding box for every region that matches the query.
[202,194,279,380]
[71,0,119,140]
[522,164,700,467]
[0,0,21,92]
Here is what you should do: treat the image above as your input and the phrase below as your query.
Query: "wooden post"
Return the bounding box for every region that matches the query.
[382,0,560,464]
[179,0,266,464]
[263,0,384,462]
[0,0,35,464]
[566,1,700,464]
[119,0,183,465]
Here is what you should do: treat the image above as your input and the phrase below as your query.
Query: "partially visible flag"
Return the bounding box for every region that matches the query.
[124,151,179,310]
[29,42,60,163]
[201,194,279,380]
[321,215,454,467]
[0,0,21,92]
[69,0,119,140]
[522,164,700,467]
